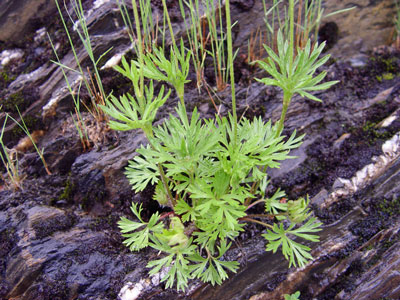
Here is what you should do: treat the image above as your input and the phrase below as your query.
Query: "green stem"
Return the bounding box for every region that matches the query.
[143,130,175,207]
[158,164,176,207]
[288,0,295,74]
[132,0,144,99]
[276,91,292,137]
[225,0,238,143]
[246,213,275,219]
[162,0,189,127]
[162,0,177,50]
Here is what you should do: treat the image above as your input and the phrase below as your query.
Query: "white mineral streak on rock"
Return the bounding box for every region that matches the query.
[322,132,400,208]
[34,27,47,43]
[42,76,83,118]
[118,264,172,300]
[93,0,111,9]
[43,95,60,112]
[118,280,150,300]
[0,49,24,66]
[101,52,123,69]
[379,115,398,128]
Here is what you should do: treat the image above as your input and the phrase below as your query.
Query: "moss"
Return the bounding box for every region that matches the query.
[380,57,396,73]
[80,195,89,210]
[32,212,76,239]
[0,69,15,84]
[376,197,400,217]
[361,121,393,145]
[3,91,25,113]
[377,73,395,82]
[382,73,395,80]
[59,178,75,202]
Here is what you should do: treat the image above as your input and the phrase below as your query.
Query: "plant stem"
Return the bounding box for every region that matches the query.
[162,0,177,50]
[162,0,189,125]
[240,217,273,229]
[225,0,238,143]
[288,0,295,73]
[132,0,144,99]
[245,199,265,210]
[276,90,292,137]
[144,133,175,207]
[275,0,295,137]
[158,164,176,207]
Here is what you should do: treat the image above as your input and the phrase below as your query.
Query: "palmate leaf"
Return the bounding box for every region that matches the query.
[285,291,301,300]
[188,240,239,285]
[264,188,287,217]
[263,218,322,267]
[147,236,197,291]
[255,30,338,102]
[99,58,171,132]
[134,39,191,97]
[155,217,189,251]
[125,145,160,192]
[174,198,199,222]
[287,196,312,223]
[152,103,221,177]
[118,203,164,251]
[218,115,304,186]
[153,181,169,205]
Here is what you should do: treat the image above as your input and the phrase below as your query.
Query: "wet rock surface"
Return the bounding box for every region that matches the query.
[0,1,400,300]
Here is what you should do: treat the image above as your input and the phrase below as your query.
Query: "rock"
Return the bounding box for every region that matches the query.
[323,0,396,59]
[0,0,56,45]
[0,193,147,300]
[347,241,400,300]
[0,49,24,66]
[347,54,369,68]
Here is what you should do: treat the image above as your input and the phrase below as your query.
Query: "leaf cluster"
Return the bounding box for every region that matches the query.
[117,88,321,288]
[256,30,338,101]
[101,14,333,289]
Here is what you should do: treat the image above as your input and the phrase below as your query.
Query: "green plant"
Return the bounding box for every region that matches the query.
[0,114,24,190]
[284,291,301,300]
[100,0,337,291]
[0,106,51,189]
[50,0,111,150]
[8,108,51,175]
[117,0,159,53]
[259,0,354,62]
[178,0,207,90]
[178,0,239,92]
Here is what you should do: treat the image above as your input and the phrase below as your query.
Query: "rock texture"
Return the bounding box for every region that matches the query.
[323,0,397,59]
[0,0,56,45]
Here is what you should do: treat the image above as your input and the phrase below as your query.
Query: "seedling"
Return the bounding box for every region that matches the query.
[285,291,301,300]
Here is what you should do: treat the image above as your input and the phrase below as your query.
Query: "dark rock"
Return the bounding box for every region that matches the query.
[231,0,255,11]
[0,0,56,45]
